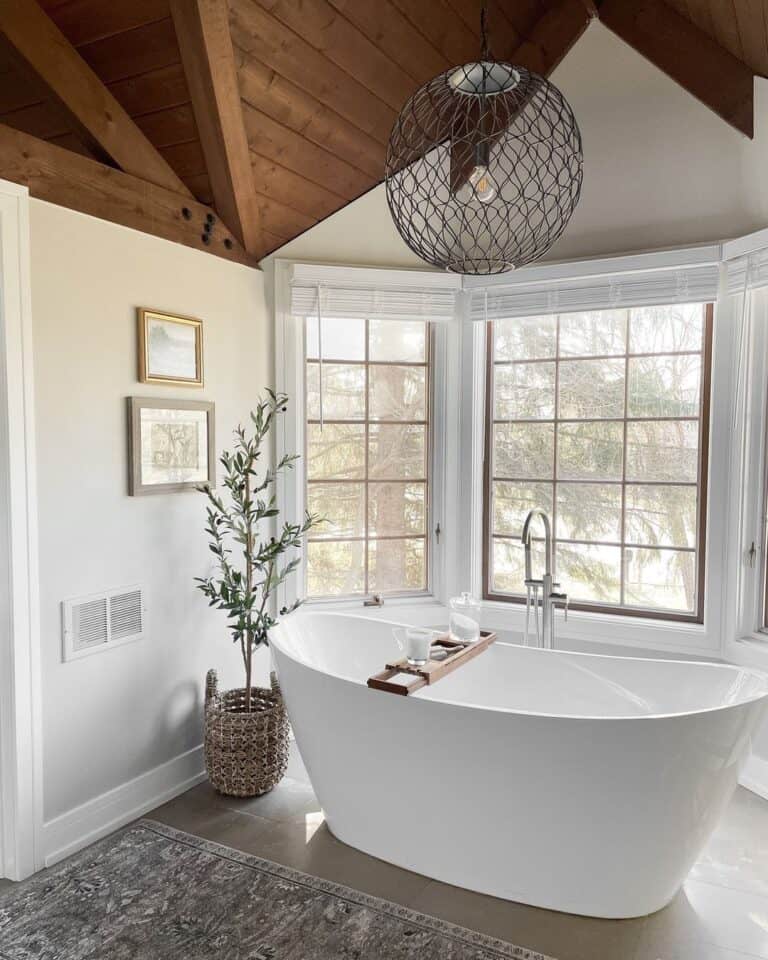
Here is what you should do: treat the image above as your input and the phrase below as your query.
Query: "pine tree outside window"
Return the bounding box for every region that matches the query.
[304,317,432,599]
[484,303,713,621]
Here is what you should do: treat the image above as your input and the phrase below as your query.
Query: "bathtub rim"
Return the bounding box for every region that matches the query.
[269,610,768,723]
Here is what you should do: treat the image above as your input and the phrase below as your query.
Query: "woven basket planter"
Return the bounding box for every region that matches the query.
[204,668,289,797]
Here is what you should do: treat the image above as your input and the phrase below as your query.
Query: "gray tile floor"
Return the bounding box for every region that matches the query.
[148,747,768,960]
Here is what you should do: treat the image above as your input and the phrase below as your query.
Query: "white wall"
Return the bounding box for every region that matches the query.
[550,22,768,260]
[267,20,768,270]
[29,200,271,856]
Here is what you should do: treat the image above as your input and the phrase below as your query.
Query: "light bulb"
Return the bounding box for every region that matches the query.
[455,164,498,205]
[469,164,497,203]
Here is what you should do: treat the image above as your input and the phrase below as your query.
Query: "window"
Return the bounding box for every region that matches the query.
[484,303,712,620]
[304,317,431,599]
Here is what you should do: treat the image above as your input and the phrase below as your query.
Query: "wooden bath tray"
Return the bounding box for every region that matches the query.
[367,630,497,696]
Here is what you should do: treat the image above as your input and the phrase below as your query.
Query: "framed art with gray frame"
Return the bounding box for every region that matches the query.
[137,308,203,386]
[128,397,215,496]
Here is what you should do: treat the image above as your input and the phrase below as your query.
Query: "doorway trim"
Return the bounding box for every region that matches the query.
[0,179,42,880]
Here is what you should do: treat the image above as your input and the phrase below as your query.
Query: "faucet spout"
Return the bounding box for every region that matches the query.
[521,509,552,579]
[520,509,565,650]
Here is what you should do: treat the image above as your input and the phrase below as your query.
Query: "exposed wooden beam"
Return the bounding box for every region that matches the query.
[512,0,592,76]
[0,0,193,196]
[0,122,271,265]
[599,0,754,138]
[170,0,265,256]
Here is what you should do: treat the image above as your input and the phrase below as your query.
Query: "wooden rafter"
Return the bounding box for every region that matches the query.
[598,0,754,137]
[0,122,264,266]
[512,0,592,76]
[0,0,193,196]
[170,0,265,257]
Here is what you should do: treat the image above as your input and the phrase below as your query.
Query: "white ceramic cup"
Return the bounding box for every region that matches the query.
[392,626,440,666]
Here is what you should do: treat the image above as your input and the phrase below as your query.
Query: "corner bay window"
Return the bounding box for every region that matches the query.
[304,317,431,599]
[484,303,712,620]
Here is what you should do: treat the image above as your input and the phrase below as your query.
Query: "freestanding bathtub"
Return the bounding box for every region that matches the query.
[269,611,768,919]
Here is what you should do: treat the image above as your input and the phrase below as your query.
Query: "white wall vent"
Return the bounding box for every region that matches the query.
[62,585,145,661]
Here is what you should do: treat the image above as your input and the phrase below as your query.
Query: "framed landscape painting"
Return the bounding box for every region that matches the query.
[138,308,203,386]
[128,397,215,495]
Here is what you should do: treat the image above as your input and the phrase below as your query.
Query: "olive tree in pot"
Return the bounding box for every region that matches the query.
[196,390,317,797]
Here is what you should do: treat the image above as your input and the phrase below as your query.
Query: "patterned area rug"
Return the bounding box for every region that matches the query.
[0,820,553,960]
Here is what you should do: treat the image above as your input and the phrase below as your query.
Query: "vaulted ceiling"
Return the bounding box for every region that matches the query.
[0,0,764,267]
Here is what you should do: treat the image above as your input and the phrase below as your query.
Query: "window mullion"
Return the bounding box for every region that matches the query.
[620,313,630,607]
[553,316,561,582]
[364,317,370,596]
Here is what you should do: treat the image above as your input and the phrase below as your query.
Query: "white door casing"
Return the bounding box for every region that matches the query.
[0,179,42,880]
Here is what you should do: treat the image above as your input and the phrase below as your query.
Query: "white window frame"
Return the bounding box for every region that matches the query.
[463,299,734,658]
[454,247,734,657]
[273,242,768,661]
[0,179,43,880]
[273,259,458,616]
[720,228,768,670]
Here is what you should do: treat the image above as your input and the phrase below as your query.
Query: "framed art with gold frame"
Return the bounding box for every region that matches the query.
[137,308,203,386]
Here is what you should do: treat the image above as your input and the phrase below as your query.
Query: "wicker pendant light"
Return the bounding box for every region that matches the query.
[385,5,583,275]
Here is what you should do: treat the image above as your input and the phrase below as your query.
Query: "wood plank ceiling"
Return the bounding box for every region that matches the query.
[0,0,765,265]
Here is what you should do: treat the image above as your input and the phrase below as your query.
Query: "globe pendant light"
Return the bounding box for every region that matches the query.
[385,5,583,275]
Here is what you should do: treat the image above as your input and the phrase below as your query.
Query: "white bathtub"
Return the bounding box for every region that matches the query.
[269,611,768,919]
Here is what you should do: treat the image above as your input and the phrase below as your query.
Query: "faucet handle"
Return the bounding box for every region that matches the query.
[550,591,569,622]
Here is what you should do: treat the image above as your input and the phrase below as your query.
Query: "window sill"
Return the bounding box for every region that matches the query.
[480,598,705,632]
[724,636,768,672]
[479,599,717,658]
[301,595,721,658]
[303,595,446,628]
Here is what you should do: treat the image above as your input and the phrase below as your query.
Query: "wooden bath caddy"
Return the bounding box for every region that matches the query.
[367,630,497,696]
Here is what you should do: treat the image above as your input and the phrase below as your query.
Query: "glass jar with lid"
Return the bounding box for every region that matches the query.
[448,591,481,644]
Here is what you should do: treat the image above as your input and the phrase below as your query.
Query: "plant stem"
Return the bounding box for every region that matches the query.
[195,393,319,716]
[245,466,253,711]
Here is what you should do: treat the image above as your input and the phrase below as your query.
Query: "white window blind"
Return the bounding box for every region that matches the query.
[725,250,768,292]
[466,262,721,322]
[287,247,724,325]
[289,263,461,322]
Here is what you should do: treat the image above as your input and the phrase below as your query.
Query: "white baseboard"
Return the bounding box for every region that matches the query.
[740,753,768,801]
[42,745,206,867]
[36,740,766,871]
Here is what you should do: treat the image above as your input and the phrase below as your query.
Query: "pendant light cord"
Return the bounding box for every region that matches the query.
[478,1,490,163]
[480,2,490,60]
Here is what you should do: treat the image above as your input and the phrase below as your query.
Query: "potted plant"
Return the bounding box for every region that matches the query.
[196,390,317,797]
